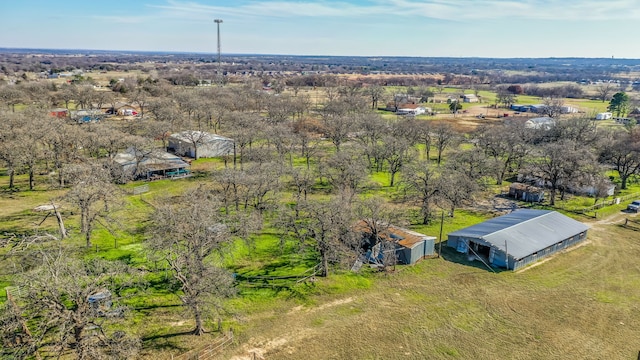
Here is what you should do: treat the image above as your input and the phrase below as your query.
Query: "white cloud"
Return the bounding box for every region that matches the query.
[147,0,640,21]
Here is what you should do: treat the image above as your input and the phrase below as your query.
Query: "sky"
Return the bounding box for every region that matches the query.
[1,0,639,58]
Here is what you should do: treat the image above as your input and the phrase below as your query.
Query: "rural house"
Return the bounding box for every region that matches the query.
[113,148,191,182]
[447,209,588,271]
[168,131,234,159]
[396,104,430,116]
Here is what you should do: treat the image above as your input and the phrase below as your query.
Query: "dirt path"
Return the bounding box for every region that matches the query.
[584,209,638,230]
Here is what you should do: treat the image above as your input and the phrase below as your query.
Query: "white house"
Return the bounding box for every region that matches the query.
[463,94,479,103]
[397,106,430,116]
[168,131,234,159]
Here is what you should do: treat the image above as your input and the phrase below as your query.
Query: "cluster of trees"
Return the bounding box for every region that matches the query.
[3,67,640,357]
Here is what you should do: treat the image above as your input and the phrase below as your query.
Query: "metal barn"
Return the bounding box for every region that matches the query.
[447,210,588,271]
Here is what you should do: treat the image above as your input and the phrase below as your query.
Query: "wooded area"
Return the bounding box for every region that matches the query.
[1,52,640,359]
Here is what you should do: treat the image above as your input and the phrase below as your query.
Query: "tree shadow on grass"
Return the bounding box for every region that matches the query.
[142,329,194,342]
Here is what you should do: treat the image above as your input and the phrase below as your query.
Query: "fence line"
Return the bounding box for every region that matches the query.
[172,330,234,360]
[559,192,640,215]
[235,263,321,289]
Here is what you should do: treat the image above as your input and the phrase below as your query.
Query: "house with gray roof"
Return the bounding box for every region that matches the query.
[112,148,190,182]
[168,131,234,159]
[447,209,588,271]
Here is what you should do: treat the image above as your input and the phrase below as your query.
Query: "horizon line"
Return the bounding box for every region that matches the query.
[0,47,638,61]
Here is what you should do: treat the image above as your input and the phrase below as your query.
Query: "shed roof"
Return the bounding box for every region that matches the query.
[113,148,190,172]
[355,221,435,249]
[169,130,233,144]
[448,210,588,260]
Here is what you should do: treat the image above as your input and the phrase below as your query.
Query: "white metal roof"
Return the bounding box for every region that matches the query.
[448,210,589,260]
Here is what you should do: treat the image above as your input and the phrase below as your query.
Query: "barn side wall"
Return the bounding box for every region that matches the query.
[512,231,588,271]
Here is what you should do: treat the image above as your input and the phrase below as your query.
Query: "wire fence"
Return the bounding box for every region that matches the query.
[172,330,234,360]
[557,192,640,216]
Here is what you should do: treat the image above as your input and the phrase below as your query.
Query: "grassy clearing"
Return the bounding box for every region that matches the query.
[218,221,640,359]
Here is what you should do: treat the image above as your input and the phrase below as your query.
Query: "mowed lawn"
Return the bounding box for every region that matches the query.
[218,218,640,360]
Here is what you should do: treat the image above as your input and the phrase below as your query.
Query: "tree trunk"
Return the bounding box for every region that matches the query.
[193,304,205,335]
[8,168,15,188]
[52,202,67,239]
[29,168,34,190]
[82,209,91,246]
[621,175,628,190]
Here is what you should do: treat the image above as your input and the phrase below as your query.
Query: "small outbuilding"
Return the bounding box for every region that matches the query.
[595,112,613,120]
[112,148,191,182]
[447,209,588,271]
[168,131,234,159]
[357,222,436,265]
[463,94,479,103]
[508,182,545,202]
[525,117,555,129]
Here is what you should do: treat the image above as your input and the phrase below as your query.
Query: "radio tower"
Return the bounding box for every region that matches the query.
[214,19,223,86]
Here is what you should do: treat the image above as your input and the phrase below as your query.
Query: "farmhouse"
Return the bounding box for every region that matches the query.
[447,209,588,271]
[357,222,436,265]
[168,131,234,159]
[113,148,191,182]
[396,104,430,116]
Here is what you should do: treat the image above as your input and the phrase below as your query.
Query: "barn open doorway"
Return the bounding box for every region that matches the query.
[470,242,491,260]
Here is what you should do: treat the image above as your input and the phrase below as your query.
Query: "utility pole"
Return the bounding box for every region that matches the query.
[438,211,445,257]
[214,18,223,86]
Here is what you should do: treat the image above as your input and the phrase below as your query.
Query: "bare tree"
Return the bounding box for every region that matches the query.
[599,130,640,190]
[432,122,458,166]
[320,114,354,152]
[525,140,595,205]
[403,160,441,224]
[353,113,388,170]
[541,96,565,118]
[296,196,358,277]
[365,85,385,110]
[595,83,615,103]
[380,134,411,187]
[64,163,121,247]
[0,249,140,359]
[474,121,531,185]
[323,149,368,196]
[148,188,238,336]
[438,170,479,217]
